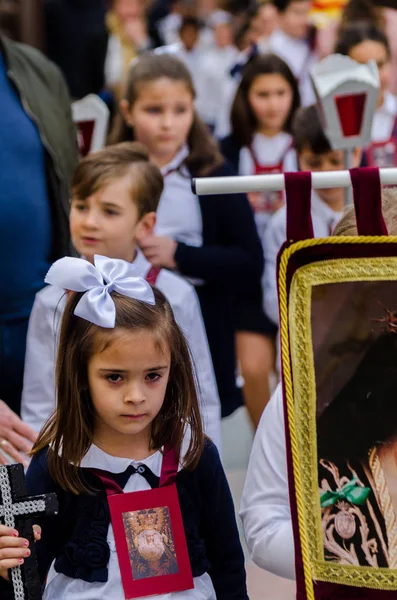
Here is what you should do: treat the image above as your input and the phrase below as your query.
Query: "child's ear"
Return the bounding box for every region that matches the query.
[120,99,133,127]
[135,212,156,244]
[352,147,363,168]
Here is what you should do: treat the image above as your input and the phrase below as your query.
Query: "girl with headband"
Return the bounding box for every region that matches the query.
[0,256,248,600]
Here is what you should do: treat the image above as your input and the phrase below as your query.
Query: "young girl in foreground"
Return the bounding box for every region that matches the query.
[109,53,264,421]
[0,257,247,599]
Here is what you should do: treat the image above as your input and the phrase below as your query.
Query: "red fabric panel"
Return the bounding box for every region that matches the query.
[350,167,388,236]
[77,119,95,156]
[335,93,367,137]
[285,171,314,242]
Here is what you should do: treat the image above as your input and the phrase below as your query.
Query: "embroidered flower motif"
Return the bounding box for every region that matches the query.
[55,496,111,583]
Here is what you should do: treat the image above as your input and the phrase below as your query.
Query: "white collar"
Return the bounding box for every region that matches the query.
[80,444,162,475]
[79,427,192,475]
[132,249,151,277]
[160,145,189,176]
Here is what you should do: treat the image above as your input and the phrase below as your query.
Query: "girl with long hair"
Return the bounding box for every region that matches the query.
[0,256,248,599]
[108,52,264,422]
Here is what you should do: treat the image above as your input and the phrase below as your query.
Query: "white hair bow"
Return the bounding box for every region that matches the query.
[45,255,156,328]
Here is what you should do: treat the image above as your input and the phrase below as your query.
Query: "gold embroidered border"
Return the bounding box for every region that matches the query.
[278,237,397,598]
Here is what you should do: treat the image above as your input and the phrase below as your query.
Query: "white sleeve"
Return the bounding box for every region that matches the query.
[177,288,222,455]
[21,290,61,433]
[240,384,295,580]
[262,211,287,326]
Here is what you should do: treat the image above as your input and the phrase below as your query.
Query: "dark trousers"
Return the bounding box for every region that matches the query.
[0,317,29,416]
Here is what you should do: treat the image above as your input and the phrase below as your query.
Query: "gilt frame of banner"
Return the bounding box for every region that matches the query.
[278,236,397,599]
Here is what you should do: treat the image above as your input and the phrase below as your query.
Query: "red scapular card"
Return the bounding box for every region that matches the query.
[94,444,194,599]
[109,484,193,598]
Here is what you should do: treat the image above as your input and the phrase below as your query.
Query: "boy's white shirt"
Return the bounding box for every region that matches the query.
[43,440,217,600]
[266,28,317,107]
[262,191,343,325]
[21,251,222,453]
[240,383,295,580]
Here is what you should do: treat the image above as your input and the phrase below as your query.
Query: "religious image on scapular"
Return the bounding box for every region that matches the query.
[122,506,178,580]
[108,485,193,599]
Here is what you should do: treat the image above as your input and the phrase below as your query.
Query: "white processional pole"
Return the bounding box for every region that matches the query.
[192,168,397,196]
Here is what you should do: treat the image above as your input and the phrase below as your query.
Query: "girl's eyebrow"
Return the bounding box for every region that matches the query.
[98,366,168,372]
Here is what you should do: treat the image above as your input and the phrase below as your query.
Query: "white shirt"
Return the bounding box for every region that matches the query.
[213,45,257,139]
[266,29,317,107]
[262,191,343,325]
[195,46,239,126]
[43,444,217,600]
[371,91,397,142]
[240,384,294,580]
[238,132,297,177]
[239,133,298,239]
[21,252,221,452]
[155,146,203,249]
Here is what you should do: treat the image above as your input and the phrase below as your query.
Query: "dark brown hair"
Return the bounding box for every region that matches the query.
[230,53,301,148]
[71,142,164,218]
[292,105,332,155]
[108,53,224,176]
[272,0,308,12]
[335,21,390,58]
[32,288,204,494]
[339,0,385,32]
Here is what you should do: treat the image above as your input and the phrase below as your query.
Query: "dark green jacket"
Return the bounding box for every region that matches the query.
[1,35,79,258]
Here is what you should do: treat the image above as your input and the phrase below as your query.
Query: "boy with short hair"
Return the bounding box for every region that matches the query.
[262,105,361,325]
[21,142,222,451]
[267,0,317,105]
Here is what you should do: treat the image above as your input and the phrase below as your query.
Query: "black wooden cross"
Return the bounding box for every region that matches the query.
[0,464,58,600]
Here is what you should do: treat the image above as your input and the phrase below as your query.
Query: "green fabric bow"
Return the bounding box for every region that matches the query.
[320,478,371,509]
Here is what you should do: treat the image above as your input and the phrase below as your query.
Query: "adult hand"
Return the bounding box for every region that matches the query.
[139,235,178,270]
[0,400,37,468]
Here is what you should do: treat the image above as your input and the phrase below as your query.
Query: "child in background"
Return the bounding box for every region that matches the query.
[21,143,222,451]
[109,53,264,421]
[262,105,361,326]
[105,0,153,99]
[248,1,279,50]
[195,10,239,129]
[155,17,206,105]
[316,0,385,58]
[267,0,318,106]
[335,22,397,168]
[221,53,300,239]
[221,54,300,425]
[1,257,248,599]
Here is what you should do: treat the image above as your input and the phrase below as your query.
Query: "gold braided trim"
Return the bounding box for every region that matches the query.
[369,448,397,569]
[278,236,397,597]
[312,562,397,589]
